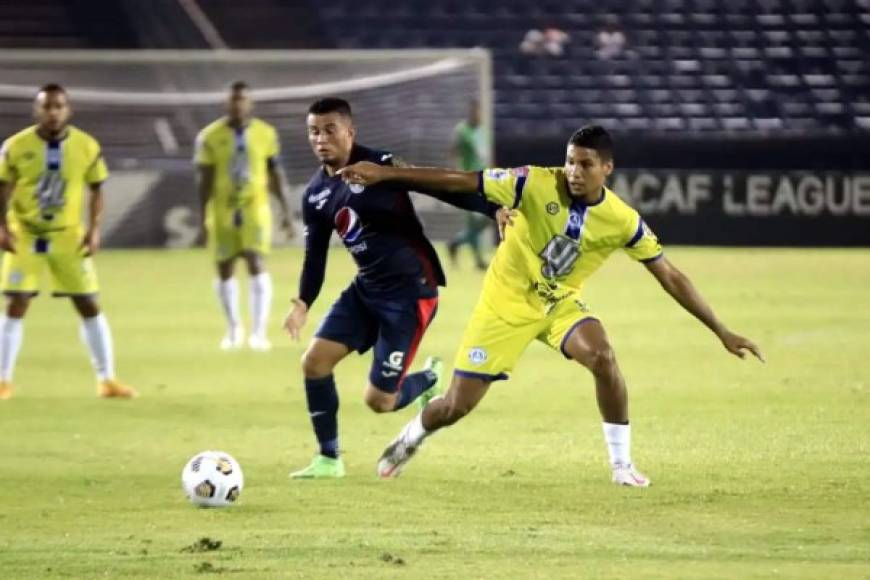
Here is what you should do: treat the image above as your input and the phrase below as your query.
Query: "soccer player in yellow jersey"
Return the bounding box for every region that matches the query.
[0,84,136,400]
[339,125,763,486]
[195,81,294,351]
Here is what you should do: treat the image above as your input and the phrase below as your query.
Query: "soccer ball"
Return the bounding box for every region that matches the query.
[181,450,244,507]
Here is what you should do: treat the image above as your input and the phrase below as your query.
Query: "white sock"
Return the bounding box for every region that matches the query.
[0,316,23,381]
[404,411,431,446]
[602,422,632,467]
[80,314,115,381]
[214,278,241,331]
[249,272,272,338]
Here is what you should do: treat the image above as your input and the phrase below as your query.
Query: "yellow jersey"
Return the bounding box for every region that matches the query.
[0,125,108,233]
[194,117,279,212]
[479,166,663,323]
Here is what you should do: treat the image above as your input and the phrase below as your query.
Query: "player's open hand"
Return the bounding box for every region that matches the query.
[495,207,517,241]
[0,224,16,253]
[719,330,765,362]
[80,228,101,256]
[337,161,384,186]
[283,298,308,341]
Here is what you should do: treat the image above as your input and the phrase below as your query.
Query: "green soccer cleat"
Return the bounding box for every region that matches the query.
[289,454,346,479]
[417,356,444,411]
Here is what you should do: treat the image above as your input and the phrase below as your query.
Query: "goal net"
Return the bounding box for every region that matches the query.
[0,49,492,247]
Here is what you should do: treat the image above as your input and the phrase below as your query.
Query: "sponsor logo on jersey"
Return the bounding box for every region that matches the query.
[511,166,529,178]
[308,187,332,210]
[348,241,367,255]
[468,347,487,365]
[335,206,363,243]
[485,168,510,181]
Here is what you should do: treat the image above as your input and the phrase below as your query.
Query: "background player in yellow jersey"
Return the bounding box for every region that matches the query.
[340,125,763,486]
[0,84,135,400]
[195,81,294,351]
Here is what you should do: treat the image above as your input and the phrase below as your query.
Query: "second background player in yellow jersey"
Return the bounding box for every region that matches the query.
[195,82,294,351]
[340,124,764,487]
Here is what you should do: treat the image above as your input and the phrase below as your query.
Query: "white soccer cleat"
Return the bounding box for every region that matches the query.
[377,431,422,478]
[247,334,272,351]
[220,325,245,350]
[611,463,651,487]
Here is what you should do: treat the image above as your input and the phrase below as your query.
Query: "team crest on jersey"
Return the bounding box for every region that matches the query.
[546,202,559,215]
[468,347,487,365]
[335,206,363,243]
[348,183,365,194]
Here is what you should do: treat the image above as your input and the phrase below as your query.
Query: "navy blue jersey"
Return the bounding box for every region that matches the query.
[298,144,497,306]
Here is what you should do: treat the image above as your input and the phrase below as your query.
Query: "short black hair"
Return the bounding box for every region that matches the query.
[37,83,66,96]
[568,125,613,162]
[229,80,250,93]
[308,97,352,118]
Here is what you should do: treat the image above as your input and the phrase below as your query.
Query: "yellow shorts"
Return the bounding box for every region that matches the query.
[208,204,272,262]
[453,294,598,381]
[0,225,99,297]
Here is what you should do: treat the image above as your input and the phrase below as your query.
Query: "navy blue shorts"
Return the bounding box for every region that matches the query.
[314,283,438,393]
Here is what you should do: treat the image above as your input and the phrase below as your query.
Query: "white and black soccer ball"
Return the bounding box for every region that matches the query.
[181,450,244,508]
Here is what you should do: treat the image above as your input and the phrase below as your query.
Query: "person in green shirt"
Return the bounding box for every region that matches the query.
[447,100,491,270]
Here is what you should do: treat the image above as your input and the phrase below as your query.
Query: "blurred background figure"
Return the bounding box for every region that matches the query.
[595,16,627,60]
[520,22,570,57]
[447,99,490,270]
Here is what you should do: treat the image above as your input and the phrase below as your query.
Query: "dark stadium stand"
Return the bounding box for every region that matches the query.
[0,0,136,49]
[0,0,867,163]
[316,0,870,136]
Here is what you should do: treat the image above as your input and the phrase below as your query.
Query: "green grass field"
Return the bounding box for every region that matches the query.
[1,246,868,579]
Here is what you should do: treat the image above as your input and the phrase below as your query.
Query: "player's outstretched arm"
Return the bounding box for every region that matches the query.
[339,161,479,194]
[645,256,765,362]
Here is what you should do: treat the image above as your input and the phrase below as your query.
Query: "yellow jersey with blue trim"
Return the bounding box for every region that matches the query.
[194,117,280,212]
[0,125,108,233]
[478,166,663,323]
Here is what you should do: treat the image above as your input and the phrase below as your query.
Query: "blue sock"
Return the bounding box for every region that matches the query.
[393,370,436,411]
[304,375,339,458]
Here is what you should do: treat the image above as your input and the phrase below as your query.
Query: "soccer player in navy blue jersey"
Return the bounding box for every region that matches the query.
[285,98,506,478]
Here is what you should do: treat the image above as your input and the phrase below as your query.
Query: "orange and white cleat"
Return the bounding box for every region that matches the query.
[98,379,138,399]
[0,380,13,400]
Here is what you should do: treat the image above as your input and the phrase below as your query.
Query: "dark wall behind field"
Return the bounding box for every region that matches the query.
[496,135,870,246]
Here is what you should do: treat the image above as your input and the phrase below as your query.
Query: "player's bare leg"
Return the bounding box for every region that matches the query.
[377,374,490,478]
[291,338,352,479]
[243,251,272,351]
[563,318,649,487]
[215,258,243,349]
[0,294,31,400]
[71,295,136,399]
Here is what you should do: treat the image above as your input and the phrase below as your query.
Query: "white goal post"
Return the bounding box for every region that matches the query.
[0,49,493,247]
